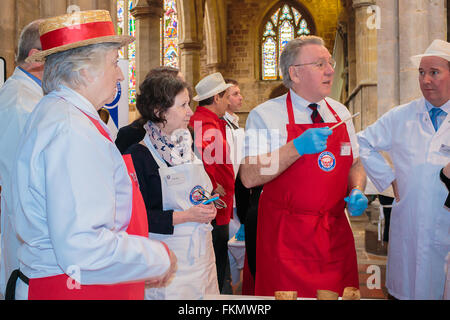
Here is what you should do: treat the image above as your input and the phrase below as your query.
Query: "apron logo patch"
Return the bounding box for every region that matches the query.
[318,151,336,172]
[190,185,206,205]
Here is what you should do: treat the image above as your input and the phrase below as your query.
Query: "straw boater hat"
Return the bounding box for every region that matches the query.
[410,39,450,68]
[26,10,134,63]
[193,72,234,102]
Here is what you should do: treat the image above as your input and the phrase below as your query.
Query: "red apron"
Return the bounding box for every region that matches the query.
[254,92,359,298]
[27,113,149,300]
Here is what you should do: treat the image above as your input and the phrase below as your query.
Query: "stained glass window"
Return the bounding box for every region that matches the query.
[117,0,136,105]
[261,2,314,80]
[117,1,178,104]
[161,0,179,68]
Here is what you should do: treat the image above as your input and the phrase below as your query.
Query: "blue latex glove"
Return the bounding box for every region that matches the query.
[344,188,368,216]
[235,224,245,241]
[293,127,332,156]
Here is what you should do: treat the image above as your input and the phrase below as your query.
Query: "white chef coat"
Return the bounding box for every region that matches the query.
[0,67,43,296]
[11,85,170,289]
[357,97,450,299]
[244,89,359,160]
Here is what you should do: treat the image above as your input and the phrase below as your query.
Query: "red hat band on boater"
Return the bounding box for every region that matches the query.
[26,10,134,63]
[40,20,116,51]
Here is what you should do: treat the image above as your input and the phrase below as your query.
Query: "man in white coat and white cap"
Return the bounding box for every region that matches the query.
[357,39,450,299]
[0,19,44,297]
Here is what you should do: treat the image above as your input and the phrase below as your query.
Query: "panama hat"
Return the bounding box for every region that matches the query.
[26,10,134,63]
[410,39,450,68]
[193,72,234,102]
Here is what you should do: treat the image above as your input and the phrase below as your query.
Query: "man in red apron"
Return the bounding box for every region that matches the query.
[240,36,368,298]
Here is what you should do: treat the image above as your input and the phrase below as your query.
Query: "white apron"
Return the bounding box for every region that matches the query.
[143,134,219,300]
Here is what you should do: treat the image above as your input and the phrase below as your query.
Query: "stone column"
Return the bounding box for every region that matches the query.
[66,0,95,11]
[376,0,399,117]
[398,0,429,104]
[179,41,203,87]
[346,5,357,95]
[40,0,69,18]
[0,0,16,77]
[130,0,164,91]
[97,0,118,25]
[428,0,447,41]
[204,0,227,75]
[178,0,204,90]
[353,0,377,85]
[352,0,378,130]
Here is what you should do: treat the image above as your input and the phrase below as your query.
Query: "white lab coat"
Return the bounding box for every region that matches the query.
[0,67,43,296]
[357,97,450,299]
[11,86,170,299]
[143,135,219,300]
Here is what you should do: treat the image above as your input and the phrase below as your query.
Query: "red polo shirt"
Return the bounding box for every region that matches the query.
[189,106,235,225]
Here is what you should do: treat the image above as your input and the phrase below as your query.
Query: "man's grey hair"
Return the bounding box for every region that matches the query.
[16,19,44,65]
[279,35,325,88]
[42,42,121,95]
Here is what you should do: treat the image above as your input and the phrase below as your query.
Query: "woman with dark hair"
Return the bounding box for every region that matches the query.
[115,66,184,154]
[125,74,220,299]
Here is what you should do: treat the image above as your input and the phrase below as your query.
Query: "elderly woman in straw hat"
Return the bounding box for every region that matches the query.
[6,10,176,300]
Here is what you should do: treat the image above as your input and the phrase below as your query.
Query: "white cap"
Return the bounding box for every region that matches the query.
[410,39,450,68]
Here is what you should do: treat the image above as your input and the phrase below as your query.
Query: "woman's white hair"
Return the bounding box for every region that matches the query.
[279,35,324,88]
[42,42,121,95]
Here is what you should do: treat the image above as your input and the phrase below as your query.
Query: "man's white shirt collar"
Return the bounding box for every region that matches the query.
[289,88,326,111]
[224,111,239,127]
[424,99,450,114]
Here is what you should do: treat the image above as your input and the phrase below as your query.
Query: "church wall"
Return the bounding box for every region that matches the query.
[199,0,343,127]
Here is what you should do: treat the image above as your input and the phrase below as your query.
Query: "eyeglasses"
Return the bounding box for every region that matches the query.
[198,189,227,209]
[292,58,336,70]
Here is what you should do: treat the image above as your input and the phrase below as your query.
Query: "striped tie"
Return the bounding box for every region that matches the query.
[308,103,324,123]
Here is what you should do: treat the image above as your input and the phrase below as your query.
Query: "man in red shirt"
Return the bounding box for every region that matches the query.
[189,72,234,292]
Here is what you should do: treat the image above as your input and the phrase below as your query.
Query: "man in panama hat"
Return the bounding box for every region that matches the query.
[189,72,235,292]
[6,9,176,300]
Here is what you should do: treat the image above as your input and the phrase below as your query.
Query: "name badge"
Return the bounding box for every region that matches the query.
[439,144,450,157]
[164,172,186,186]
[340,142,352,156]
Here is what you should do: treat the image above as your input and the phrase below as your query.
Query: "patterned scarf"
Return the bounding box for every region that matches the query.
[144,121,194,166]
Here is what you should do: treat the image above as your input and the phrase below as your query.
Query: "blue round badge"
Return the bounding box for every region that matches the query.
[190,185,206,205]
[318,151,336,172]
